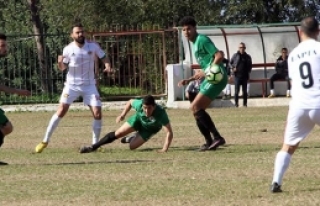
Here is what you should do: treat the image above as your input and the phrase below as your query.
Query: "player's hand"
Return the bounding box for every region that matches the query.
[103,63,112,73]
[57,55,65,64]
[157,148,167,153]
[232,68,237,72]
[16,89,31,96]
[178,79,189,87]
[116,115,125,123]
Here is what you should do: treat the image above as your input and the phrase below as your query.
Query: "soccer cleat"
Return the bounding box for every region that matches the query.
[79,146,94,153]
[270,182,282,193]
[268,94,276,98]
[120,135,135,144]
[35,142,48,153]
[198,144,210,152]
[208,137,226,150]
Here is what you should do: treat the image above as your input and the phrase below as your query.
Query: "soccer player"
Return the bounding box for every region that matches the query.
[0,33,31,147]
[35,23,112,153]
[178,16,227,151]
[270,16,320,193]
[79,95,173,153]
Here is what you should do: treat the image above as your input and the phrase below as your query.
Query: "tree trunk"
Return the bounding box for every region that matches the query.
[27,0,51,93]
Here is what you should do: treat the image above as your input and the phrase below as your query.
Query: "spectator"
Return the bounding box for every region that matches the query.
[268,48,291,98]
[185,69,204,102]
[230,42,252,107]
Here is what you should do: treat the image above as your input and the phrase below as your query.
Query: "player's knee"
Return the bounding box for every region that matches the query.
[56,104,69,118]
[281,143,298,155]
[93,111,102,119]
[2,122,13,135]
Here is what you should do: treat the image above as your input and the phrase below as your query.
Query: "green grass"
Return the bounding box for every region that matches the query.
[1,107,320,205]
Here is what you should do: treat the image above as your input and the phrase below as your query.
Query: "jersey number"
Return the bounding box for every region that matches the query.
[299,62,314,89]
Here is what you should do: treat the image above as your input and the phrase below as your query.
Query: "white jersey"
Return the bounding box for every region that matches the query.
[289,39,320,109]
[62,40,106,85]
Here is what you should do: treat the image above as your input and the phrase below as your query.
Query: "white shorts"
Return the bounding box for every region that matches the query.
[59,84,101,107]
[284,108,320,145]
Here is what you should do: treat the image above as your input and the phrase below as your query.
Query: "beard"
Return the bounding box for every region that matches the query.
[75,36,85,44]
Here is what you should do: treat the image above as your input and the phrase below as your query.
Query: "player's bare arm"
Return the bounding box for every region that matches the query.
[101,56,112,73]
[213,51,223,65]
[57,55,67,71]
[116,99,134,123]
[158,123,173,153]
[178,70,204,87]
[0,85,31,96]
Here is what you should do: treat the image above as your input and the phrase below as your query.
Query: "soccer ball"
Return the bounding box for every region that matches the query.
[205,64,224,84]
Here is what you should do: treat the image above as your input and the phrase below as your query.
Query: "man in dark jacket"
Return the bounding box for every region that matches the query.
[268,48,291,98]
[230,42,252,107]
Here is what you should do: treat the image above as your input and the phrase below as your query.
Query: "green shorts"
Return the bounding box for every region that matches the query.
[127,114,161,141]
[0,108,8,126]
[200,75,228,100]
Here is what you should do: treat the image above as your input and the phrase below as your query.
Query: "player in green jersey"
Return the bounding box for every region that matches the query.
[178,16,227,151]
[79,95,173,153]
[0,33,31,149]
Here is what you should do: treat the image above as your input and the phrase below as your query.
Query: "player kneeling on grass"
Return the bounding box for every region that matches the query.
[79,95,173,153]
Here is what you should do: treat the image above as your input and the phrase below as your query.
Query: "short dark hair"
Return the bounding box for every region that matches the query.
[282,47,288,51]
[0,33,7,41]
[142,95,156,106]
[179,16,197,27]
[300,16,319,37]
[71,22,84,33]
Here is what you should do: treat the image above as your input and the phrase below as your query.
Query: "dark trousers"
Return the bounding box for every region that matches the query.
[270,73,291,90]
[234,77,248,106]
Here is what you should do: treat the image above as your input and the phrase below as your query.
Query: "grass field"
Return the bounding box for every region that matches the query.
[1,106,320,206]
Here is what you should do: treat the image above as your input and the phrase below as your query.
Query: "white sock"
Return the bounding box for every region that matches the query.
[247,83,250,95]
[43,114,61,143]
[270,89,274,95]
[272,151,291,185]
[226,84,231,95]
[92,119,102,144]
[287,90,290,95]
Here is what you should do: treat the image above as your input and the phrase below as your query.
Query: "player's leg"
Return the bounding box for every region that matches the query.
[79,122,136,153]
[0,109,13,147]
[85,85,102,144]
[192,79,227,151]
[271,109,314,192]
[35,85,77,153]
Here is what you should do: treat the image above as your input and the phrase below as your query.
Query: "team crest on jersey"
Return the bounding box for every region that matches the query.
[63,93,69,98]
[88,51,92,55]
[71,53,75,56]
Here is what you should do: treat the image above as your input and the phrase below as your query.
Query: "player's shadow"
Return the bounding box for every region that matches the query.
[0,161,8,166]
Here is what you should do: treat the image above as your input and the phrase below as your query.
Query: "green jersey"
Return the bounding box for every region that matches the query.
[193,34,219,70]
[131,99,170,131]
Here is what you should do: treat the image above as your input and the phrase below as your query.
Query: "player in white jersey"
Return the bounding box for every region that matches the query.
[270,16,320,193]
[34,23,112,153]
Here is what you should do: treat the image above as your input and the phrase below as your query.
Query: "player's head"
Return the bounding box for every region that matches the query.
[238,42,246,54]
[0,33,8,58]
[281,48,288,58]
[179,16,197,41]
[71,22,85,45]
[300,16,319,40]
[220,50,225,58]
[142,95,156,117]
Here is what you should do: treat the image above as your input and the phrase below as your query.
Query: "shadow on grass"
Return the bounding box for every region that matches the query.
[0,161,8,166]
